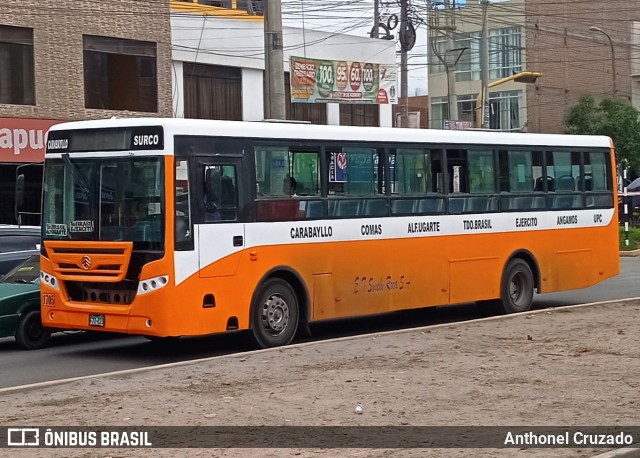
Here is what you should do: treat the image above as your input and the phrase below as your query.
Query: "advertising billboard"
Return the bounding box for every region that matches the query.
[290,57,397,105]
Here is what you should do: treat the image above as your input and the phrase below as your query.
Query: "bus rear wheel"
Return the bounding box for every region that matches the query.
[499,258,534,314]
[251,278,299,348]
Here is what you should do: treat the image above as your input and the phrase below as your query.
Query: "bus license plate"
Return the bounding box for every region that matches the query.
[89,314,105,327]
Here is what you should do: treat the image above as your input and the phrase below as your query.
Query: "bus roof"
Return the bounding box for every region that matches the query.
[47,118,613,150]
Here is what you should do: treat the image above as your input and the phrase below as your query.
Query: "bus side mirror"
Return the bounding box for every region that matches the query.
[15,173,25,225]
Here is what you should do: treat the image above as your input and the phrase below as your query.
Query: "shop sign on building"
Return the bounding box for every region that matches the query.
[0,118,65,163]
[443,120,473,130]
[290,56,397,105]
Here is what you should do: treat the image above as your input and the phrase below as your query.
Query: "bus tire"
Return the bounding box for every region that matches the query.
[499,258,534,314]
[15,310,52,350]
[251,278,299,348]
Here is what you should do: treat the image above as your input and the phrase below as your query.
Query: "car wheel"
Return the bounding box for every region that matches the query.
[15,310,52,350]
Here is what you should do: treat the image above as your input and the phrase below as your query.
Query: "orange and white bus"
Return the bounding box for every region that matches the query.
[34,118,619,347]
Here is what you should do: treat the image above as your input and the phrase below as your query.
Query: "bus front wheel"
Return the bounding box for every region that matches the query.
[499,258,534,314]
[251,278,299,348]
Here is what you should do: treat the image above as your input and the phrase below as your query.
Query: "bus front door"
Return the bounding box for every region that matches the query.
[196,157,245,278]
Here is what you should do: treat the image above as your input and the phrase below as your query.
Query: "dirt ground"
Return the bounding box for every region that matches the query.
[2,299,640,458]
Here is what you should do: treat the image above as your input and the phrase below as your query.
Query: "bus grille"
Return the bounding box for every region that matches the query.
[43,241,133,282]
[66,281,137,305]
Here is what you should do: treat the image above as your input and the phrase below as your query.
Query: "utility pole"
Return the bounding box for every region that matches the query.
[444,0,458,122]
[400,0,409,127]
[480,0,490,128]
[264,0,286,119]
[373,0,379,39]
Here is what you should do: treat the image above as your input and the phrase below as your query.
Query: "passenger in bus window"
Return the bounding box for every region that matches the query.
[175,215,190,242]
[219,173,237,220]
[220,175,236,208]
[283,176,298,196]
[204,168,222,221]
[125,201,147,227]
[204,197,221,222]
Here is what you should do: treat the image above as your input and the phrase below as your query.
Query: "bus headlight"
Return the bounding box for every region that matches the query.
[137,275,169,295]
[40,270,60,291]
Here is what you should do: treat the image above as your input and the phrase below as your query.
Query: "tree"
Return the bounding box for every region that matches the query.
[565,96,640,175]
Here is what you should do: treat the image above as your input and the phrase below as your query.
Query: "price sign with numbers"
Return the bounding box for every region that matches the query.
[290,56,397,105]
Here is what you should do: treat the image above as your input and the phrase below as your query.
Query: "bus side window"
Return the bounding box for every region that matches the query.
[583,151,613,208]
[446,148,468,194]
[468,149,495,194]
[391,148,430,195]
[390,148,445,216]
[255,146,319,198]
[327,148,382,196]
[291,151,319,196]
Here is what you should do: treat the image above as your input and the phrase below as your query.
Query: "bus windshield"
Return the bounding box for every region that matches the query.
[42,156,165,250]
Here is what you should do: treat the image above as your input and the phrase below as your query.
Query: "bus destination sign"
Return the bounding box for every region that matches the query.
[46,126,164,153]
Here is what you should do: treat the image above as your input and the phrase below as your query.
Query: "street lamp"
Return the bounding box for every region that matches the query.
[589,26,617,97]
[475,71,542,128]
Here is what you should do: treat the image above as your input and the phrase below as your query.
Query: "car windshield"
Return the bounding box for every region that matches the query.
[1,256,40,284]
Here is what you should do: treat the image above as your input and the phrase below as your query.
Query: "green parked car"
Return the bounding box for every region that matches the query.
[0,255,51,350]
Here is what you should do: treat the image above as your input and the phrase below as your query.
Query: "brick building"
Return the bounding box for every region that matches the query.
[0,0,173,224]
[526,0,637,133]
[0,0,173,121]
[428,0,639,134]
[392,95,429,128]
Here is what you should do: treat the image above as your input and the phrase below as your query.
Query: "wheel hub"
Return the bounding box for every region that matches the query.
[510,273,523,303]
[262,293,289,336]
[27,321,44,340]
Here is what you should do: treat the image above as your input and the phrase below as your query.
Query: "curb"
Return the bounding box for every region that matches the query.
[620,249,640,257]
[591,447,640,457]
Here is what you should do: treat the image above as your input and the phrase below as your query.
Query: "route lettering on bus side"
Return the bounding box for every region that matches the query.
[407,221,441,233]
[515,217,538,228]
[290,226,333,239]
[463,219,492,230]
[361,224,382,236]
[557,215,578,225]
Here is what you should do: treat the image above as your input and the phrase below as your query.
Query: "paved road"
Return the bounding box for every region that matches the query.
[0,257,638,390]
